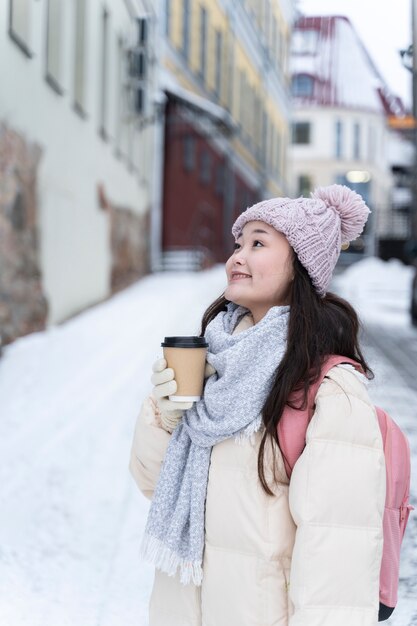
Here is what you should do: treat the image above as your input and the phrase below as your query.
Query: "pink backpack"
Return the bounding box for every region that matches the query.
[278,355,414,621]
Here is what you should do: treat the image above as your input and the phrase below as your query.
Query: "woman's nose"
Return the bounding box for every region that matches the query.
[234,251,248,264]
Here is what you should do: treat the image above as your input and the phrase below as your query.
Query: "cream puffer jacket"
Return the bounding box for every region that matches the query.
[129,313,386,626]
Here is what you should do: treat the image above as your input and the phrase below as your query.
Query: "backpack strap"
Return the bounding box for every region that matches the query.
[277,355,365,480]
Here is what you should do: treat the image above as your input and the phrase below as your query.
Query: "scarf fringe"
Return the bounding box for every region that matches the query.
[234,415,262,445]
[140,533,203,586]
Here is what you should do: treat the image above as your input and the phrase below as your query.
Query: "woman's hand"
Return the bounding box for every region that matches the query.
[151,357,216,432]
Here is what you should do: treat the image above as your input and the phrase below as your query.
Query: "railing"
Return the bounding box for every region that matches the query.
[155,245,215,271]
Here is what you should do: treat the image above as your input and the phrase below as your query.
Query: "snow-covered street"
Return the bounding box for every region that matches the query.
[0,259,416,626]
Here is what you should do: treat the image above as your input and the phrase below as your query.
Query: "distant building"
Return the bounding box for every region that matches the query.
[289,15,408,259]
[382,116,415,262]
[0,0,156,344]
[152,0,295,271]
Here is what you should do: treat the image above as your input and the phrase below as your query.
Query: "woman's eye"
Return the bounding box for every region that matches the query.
[233,240,263,250]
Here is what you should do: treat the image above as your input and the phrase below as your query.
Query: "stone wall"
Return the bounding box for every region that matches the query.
[0,127,150,351]
[110,206,151,293]
[97,182,150,295]
[0,123,48,350]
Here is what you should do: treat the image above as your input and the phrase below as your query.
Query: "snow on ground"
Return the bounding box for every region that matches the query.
[0,267,228,626]
[0,258,415,626]
[333,256,415,327]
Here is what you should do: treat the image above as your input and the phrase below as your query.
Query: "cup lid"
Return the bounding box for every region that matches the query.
[161,336,208,348]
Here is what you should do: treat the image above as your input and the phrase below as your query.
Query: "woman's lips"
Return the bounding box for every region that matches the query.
[230,274,251,281]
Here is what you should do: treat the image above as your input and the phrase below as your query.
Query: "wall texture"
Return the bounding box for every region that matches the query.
[0,123,48,347]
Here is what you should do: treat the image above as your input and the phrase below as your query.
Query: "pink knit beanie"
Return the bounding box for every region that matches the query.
[231,184,371,297]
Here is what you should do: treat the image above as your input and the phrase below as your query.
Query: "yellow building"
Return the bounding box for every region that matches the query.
[161,0,294,198]
[150,0,294,271]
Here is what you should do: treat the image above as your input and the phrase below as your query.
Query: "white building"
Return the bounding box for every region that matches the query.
[0,0,156,328]
[289,15,406,256]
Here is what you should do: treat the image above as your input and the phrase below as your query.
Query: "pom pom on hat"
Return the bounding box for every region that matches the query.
[311,184,371,244]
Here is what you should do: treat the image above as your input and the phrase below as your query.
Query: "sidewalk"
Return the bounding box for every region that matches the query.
[0,260,415,626]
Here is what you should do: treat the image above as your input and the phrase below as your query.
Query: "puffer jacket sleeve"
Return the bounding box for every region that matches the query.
[129,394,171,500]
[288,365,386,626]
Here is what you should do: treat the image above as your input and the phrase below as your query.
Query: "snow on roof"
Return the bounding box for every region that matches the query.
[291,15,406,116]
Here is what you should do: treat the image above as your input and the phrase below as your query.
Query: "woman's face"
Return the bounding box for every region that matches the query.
[224,221,294,324]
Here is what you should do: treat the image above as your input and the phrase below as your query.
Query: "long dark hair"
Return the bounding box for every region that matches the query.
[198,255,373,495]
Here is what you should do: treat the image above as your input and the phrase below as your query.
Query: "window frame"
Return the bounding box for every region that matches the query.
[182,0,190,62]
[214,29,222,98]
[335,119,343,159]
[199,6,207,82]
[199,149,212,185]
[8,0,32,57]
[98,6,110,141]
[183,134,196,172]
[298,174,312,197]
[73,0,88,117]
[45,0,65,95]
[292,121,311,145]
[353,122,361,160]
[292,74,314,98]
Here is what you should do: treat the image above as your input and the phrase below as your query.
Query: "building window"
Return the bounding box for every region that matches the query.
[353,122,361,160]
[215,30,222,98]
[183,135,196,171]
[182,0,190,62]
[368,125,375,162]
[8,0,32,57]
[292,122,311,145]
[248,88,255,145]
[134,88,144,114]
[199,7,207,82]
[298,175,312,196]
[215,163,224,196]
[200,150,212,184]
[99,7,109,139]
[265,0,271,50]
[129,49,146,80]
[115,36,124,156]
[238,70,245,129]
[73,0,87,115]
[281,30,287,69]
[291,29,318,55]
[335,119,343,158]
[292,74,314,98]
[45,0,64,94]
[275,129,282,178]
[242,188,252,209]
[165,0,171,38]
[261,110,267,166]
[267,118,273,169]
[131,20,148,119]
[271,16,278,68]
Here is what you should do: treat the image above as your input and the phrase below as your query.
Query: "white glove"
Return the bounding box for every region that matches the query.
[151,357,216,433]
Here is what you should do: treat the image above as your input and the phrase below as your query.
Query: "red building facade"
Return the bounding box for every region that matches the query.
[162,94,259,267]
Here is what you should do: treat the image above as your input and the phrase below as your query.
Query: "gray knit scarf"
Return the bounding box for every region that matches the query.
[140,301,290,585]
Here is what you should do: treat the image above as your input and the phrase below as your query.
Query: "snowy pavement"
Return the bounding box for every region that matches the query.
[0,258,416,625]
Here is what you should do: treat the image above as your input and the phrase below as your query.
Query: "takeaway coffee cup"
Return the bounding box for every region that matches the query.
[161,336,209,402]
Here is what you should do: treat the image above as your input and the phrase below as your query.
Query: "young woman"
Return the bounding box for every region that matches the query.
[129,185,386,626]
